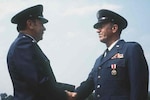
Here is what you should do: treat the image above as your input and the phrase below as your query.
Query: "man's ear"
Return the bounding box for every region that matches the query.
[26,19,34,29]
[112,24,118,33]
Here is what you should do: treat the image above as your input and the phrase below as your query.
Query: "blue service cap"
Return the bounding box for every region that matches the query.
[11,4,48,24]
[94,9,127,29]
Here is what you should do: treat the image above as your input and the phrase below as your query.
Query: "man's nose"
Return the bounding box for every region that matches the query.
[96,29,101,33]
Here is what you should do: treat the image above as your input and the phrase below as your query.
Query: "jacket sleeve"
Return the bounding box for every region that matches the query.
[75,79,94,100]
[126,42,149,100]
[12,38,69,100]
[75,66,96,100]
[57,82,75,92]
[32,42,70,100]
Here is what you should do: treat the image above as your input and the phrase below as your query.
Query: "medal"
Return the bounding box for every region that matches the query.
[111,69,117,75]
[111,64,117,75]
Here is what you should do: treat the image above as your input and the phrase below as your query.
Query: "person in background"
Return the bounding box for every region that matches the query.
[67,9,149,100]
[7,4,75,100]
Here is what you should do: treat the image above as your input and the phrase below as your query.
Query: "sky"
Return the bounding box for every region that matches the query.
[0,0,150,95]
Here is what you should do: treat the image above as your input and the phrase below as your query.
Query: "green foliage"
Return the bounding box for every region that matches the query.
[0,93,13,100]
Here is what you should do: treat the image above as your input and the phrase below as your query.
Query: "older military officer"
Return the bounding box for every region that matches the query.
[7,5,75,100]
[67,9,149,100]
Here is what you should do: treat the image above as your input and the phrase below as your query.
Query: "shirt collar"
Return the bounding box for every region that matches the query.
[107,39,120,51]
[20,33,37,43]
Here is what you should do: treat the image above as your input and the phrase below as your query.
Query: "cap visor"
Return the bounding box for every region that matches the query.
[94,23,101,29]
[38,16,48,23]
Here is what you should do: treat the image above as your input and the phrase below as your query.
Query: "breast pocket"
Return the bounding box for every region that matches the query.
[109,58,126,67]
[104,59,127,80]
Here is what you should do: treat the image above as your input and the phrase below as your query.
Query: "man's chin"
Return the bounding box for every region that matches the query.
[100,39,105,43]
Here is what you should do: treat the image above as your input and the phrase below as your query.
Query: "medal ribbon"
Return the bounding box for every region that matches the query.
[111,64,116,69]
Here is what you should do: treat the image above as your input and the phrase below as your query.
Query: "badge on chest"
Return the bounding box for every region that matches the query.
[111,64,117,75]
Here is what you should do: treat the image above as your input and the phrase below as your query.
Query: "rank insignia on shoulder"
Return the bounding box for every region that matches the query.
[111,53,124,59]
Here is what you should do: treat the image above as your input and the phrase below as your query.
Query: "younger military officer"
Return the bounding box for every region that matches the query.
[7,4,75,100]
[67,9,149,100]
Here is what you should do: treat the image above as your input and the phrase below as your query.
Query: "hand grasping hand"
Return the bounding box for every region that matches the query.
[65,90,77,100]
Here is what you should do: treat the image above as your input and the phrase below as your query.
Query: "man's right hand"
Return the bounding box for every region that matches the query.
[65,90,77,100]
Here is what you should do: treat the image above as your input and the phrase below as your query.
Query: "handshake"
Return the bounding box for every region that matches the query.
[58,83,78,100]
[65,90,77,100]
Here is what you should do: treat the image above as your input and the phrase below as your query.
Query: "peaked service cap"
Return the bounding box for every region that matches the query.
[94,9,127,29]
[11,4,48,24]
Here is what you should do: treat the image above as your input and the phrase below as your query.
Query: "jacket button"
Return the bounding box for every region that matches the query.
[97,94,100,98]
[98,76,101,79]
[97,85,101,88]
[98,67,101,69]
[22,36,26,38]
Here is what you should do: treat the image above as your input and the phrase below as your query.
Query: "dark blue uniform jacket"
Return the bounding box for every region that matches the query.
[7,33,75,100]
[76,40,149,100]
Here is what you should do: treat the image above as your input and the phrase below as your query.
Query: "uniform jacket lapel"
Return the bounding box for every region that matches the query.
[99,40,125,67]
